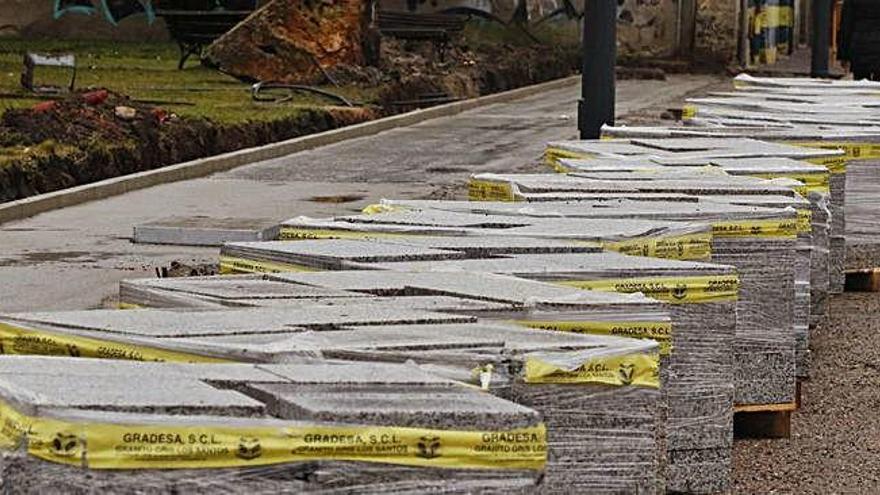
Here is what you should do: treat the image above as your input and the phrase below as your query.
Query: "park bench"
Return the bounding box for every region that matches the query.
[376,11,466,43]
[155,1,257,69]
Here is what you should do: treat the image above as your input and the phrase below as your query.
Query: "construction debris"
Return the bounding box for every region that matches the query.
[204,0,373,85]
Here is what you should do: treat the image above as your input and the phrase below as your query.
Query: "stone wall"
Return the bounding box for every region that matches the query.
[694,0,740,64]
[617,0,679,59]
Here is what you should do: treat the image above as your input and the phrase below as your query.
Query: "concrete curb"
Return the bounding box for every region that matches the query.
[0,76,579,225]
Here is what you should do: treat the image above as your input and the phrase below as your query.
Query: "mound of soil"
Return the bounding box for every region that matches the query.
[370,39,580,111]
[0,33,580,204]
[0,90,374,202]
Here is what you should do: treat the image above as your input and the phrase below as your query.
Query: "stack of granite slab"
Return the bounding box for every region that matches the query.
[0,356,548,493]
[541,135,847,292]
[268,213,715,262]
[536,160,820,379]
[150,239,737,493]
[312,323,665,494]
[273,264,738,494]
[216,237,601,275]
[120,274,375,309]
[609,96,880,287]
[598,127,850,286]
[709,193,830,374]
[0,309,664,494]
[0,305,476,362]
[469,172,802,203]
[119,271,673,340]
[540,138,836,328]
[464,173,801,405]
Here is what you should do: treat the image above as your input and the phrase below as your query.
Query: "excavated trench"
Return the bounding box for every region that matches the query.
[0,42,580,204]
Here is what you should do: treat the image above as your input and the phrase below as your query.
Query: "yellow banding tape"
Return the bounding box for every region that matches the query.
[803,155,847,174]
[797,209,813,234]
[0,399,547,471]
[219,255,318,275]
[790,141,880,166]
[524,352,660,388]
[468,179,517,202]
[0,322,227,363]
[543,147,593,167]
[117,302,144,310]
[711,219,797,239]
[548,160,571,173]
[749,172,830,195]
[556,274,740,305]
[279,228,414,241]
[681,105,698,120]
[362,204,406,215]
[516,320,672,355]
[603,232,713,261]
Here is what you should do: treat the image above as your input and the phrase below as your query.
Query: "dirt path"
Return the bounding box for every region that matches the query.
[733,291,880,493]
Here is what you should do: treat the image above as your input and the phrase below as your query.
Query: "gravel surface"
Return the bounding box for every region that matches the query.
[733,292,880,493]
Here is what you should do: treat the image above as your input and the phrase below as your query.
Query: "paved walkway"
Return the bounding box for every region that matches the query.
[0,74,724,312]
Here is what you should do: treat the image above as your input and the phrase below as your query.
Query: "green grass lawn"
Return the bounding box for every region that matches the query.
[0,38,378,124]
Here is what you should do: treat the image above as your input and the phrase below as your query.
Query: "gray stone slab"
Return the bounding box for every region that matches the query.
[257,362,461,386]
[0,355,282,382]
[361,252,733,278]
[270,269,667,306]
[124,275,363,301]
[384,197,790,222]
[0,373,265,416]
[224,239,466,264]
[249,383,540,430]
[133,216,280,246]
[1,306,475,338]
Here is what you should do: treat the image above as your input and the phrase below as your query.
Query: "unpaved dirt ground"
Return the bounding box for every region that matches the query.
[733,292,880,493]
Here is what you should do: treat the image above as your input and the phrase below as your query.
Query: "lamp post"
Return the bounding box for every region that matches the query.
[578,0,617,139]
[810,0,832,77]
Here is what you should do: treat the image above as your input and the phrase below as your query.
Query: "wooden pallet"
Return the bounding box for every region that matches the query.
[845,268,880,292]
[733,402,797,439]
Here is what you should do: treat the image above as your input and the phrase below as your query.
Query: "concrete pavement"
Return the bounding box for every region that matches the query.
[0,74,724,312]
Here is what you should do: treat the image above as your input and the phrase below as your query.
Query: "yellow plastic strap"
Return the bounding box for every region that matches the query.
[791,141,880,166]
[117,302,143,310]
[797,209,813,234]
[557,274,740,304]
[543,147,591,167]
[803,155,847,174]
[711,219,797,239]
[681,105,698,120]
[517,320,672,355]
[603,232,713,261]
[548,160,571,173]
[750,172,830,195]
[362,204,405,215]
[278,228,413,241]
[0,399,31,449]
[524,352,660,388]
[0,400,547,471]
[219,255,318,275]
[0,322,227,363]
[467,179,517,202]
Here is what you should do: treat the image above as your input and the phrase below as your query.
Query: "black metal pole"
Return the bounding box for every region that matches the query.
[578,0,616,139]
[810,0,831,77]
